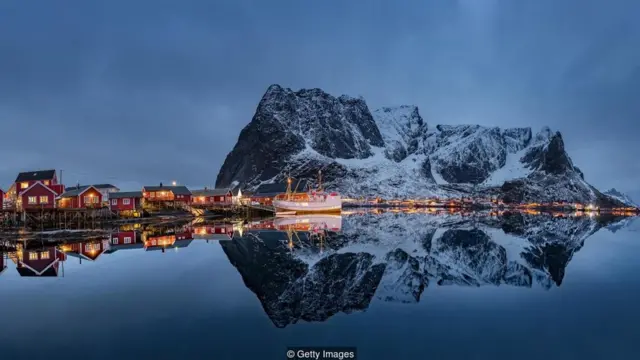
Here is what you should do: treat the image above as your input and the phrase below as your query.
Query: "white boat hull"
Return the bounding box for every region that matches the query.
[273,196,342,214]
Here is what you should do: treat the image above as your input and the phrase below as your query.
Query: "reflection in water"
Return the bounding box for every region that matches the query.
[0,211,635,327]
[220,211,631,327]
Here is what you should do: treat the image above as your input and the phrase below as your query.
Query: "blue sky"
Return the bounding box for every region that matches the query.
[1,0,638,197]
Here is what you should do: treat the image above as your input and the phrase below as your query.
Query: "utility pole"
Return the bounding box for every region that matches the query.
[59,169,63,185]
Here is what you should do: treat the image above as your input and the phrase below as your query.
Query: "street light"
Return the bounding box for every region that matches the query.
[172,181,177,186]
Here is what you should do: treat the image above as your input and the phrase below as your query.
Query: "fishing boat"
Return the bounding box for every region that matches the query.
[273,171,342,214]
[273,214,343,232]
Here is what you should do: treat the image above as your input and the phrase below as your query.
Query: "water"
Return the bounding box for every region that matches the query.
[1,211,639,360]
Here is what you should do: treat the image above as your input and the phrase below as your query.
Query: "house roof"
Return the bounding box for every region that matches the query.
[59,185,99,198]
[19,181,59,197]
[15,169,56,182]
[143,185,191,195]
[110,191,143,199]
[254,181,308,196]
[65,184,119,191]
[145,239,193,251]
[17,266,59,277]
[191,188,232,196]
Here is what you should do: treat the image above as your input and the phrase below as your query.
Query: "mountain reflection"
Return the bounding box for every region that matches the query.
[0,210,634,327]
[220,211,629,327]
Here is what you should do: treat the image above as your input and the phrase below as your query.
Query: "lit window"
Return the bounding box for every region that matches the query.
[219,196,224,201]
[111,199,118,205]
[123,199,130,205]
[28,196,37,204]
[21,182,29,189]
[93,196,99,203]
[151,240,157,245]
[150,192,155,198]
[43,180,50,185]
[112,238,119,244]
[29,252,38,260]
[40,196,48,204]
[124,237,131,244]
[40,251,50,260]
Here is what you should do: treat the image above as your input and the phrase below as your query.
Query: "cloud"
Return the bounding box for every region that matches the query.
[0,0,638,194]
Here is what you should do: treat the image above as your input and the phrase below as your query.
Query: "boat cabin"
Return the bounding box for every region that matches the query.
[142,185,192,203]
[251,181,308,206]
[191,188,232,206]
[57,185,103,209]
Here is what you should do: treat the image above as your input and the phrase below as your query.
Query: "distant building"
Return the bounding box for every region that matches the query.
[57,185,103,209]
[142,185,192,204]
[191,188,233,206]
[109,191,143,215]
[0,188,4,210]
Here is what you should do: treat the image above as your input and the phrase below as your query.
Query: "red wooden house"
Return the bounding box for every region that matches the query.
[61,239,110,263]
[17,181,61,211]
[191,188,232,207]
[14,169,64,196]
[142,185,192,203]
[57,185,103,209]
[109,191,143,213]
[16,246,66,277]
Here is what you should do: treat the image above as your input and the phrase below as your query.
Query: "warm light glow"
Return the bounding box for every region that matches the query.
[172,181,177,186]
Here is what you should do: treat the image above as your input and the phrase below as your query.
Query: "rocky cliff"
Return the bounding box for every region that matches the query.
[216,84,625,206]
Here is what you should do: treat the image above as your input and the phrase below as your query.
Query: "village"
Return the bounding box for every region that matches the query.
[1,168,638,230]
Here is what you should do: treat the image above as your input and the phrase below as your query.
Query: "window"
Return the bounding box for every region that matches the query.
[219,196,225,201]
[29,252,38,260]
[21,182,29,189]
[151,240,157,246]
[150,192,155,198]
[43,180,50,185]
[124,237,131,244]
[93,196,99,203]
[123,198,131,205]
[112,238,119,244]
[112,199,118,205]
[40,196,49,204]
[28,196,37,204]
[40,251,50,260]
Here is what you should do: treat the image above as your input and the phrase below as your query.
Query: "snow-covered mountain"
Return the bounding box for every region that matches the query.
[603,188,637,207]
[220,212,625,327]
[216,85,624,206]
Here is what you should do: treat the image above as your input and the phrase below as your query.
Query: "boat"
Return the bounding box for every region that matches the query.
[272,170,342,214]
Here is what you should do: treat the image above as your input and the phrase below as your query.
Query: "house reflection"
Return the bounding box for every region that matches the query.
[60,239,110,264]
[192,223,234,240]
[0,250,6,276]
[10,244,66,277]
[106,231,145,253]
[142,227,193,252]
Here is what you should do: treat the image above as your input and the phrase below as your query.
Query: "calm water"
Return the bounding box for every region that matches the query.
[1,211,639,360]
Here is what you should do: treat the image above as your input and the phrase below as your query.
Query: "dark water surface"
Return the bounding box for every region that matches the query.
[1,212,639,360]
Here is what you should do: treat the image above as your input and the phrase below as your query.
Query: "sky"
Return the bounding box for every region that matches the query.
[1,0,638,197]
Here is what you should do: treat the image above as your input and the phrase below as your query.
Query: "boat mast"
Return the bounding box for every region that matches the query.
[286,177,292,201]
[318,170,323,192]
